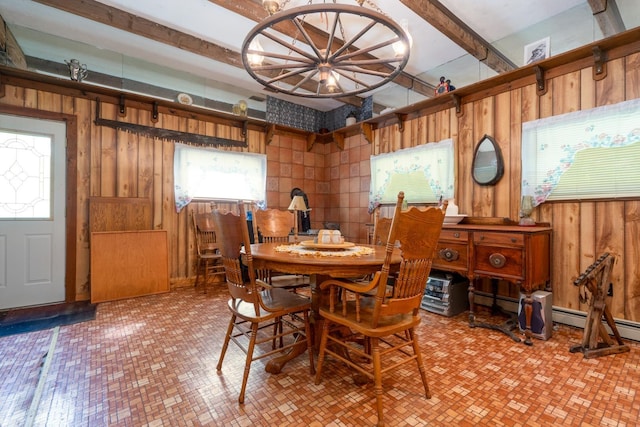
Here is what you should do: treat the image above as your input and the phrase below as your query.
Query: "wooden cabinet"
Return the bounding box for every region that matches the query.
[433,223,552,344]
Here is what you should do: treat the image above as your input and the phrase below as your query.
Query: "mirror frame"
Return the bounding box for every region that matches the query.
[472,134,504,186]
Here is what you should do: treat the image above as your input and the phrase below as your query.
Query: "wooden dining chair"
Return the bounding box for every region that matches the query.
[253,208,310,291]
[314,192,446,427]
[355,213,393,287]
[212,202,315,404]
[371,213,392,247]
[192,211,226,293]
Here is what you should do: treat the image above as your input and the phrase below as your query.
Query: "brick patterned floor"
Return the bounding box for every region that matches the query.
[1,286,638,426]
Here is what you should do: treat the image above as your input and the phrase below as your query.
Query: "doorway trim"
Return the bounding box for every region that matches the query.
[0,104,78,303]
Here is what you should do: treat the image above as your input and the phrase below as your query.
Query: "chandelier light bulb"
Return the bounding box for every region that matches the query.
[325,71,340,92]
[393,19,412,57]
[318,64,331,84]
[248,39,264,67]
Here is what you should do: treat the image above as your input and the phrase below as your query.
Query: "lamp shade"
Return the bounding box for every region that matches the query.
[288,195,307,211]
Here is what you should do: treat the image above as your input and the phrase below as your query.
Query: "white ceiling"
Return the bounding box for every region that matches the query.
[0,0,638,116]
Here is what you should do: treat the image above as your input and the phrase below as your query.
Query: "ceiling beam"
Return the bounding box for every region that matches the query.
[587,0,625,38]
[31,0,368,108]
[0,14,27,69]
[399,0,517,74]
[208,0,436,97]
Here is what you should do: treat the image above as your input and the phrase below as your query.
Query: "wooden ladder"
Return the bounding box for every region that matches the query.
[569,253,630,359]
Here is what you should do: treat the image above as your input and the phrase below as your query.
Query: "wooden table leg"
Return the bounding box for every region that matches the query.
[265,332,311,374]
[265,276,320,374]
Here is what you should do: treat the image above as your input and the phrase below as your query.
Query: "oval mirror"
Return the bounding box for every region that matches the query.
[472,134,504,185]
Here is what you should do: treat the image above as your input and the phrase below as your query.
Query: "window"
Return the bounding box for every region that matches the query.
[173,143,267,212]
[522,98,640,206]
[369,138,454,212]
[0,130,52,219]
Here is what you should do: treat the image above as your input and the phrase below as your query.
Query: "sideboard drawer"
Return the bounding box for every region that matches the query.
[474,232,524,247]
[439,230,469,242]
[433,242,469,273]
[473,245,524,279]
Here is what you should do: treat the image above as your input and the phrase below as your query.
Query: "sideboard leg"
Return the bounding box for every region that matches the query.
[469,278,522,343]
[468,279,476,327]
[523,292,534,346]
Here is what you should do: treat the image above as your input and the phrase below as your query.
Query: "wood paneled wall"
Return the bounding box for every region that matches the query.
[364,52,640,323]
[0,83,268,299]
[0,40,638,324]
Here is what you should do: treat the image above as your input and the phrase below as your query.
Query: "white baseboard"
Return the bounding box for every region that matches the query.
[474,292,640,343]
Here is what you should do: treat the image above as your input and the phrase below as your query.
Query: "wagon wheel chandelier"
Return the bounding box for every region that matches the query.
[241,1,412,98]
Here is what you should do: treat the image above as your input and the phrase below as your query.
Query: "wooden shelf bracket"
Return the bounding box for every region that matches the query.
[118,94,126,117]
[592,45,608,81]
[451,94,462,117]
[151,102,159,123]
[306,132,316,151]
[265,124,275,145]
[395,113,407,133]
[534,65,547,96]
[333,131,345,150]
[360,122,373,144]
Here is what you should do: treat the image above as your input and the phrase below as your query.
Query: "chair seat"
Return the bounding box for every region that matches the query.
[319,300,421,338]
[229,288,311,320]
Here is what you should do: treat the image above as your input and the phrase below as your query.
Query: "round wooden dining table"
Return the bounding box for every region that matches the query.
[249,241,400,278]
[248,241,401,373]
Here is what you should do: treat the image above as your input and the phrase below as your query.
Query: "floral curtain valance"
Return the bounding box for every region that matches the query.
[369,139,454,212]
[173,143,266,212]
[522,98,640,206]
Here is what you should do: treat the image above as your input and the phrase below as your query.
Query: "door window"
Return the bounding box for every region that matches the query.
[0,130,52,219]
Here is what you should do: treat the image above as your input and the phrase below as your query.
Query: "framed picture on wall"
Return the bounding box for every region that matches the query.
[524,37,550,65]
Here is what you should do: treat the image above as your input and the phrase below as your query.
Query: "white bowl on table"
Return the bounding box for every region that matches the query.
[443,200,466,224]
[444,214,467,224]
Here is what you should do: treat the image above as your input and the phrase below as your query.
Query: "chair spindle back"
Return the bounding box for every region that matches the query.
[373,192,447,322]
[211,202,260,310]
[254,209,294,243]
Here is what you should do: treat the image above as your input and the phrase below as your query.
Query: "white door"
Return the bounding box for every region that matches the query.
[0,114,66,310]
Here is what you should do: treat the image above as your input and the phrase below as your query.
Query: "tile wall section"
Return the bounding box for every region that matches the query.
[266,133,372,244]
[266,96,373,132]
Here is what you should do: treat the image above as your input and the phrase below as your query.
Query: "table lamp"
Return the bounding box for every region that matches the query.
[288,195,308,243]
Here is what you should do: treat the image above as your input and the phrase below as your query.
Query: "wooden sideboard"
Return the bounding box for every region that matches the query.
[432,222,552,345]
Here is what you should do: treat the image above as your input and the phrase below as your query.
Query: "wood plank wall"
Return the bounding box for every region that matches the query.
[0,84,269,299]
[366,52,640,323]
[0,48,638,324]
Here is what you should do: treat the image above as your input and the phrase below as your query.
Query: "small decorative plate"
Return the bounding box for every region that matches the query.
[177,93,193,105]
[299,241,355,249]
